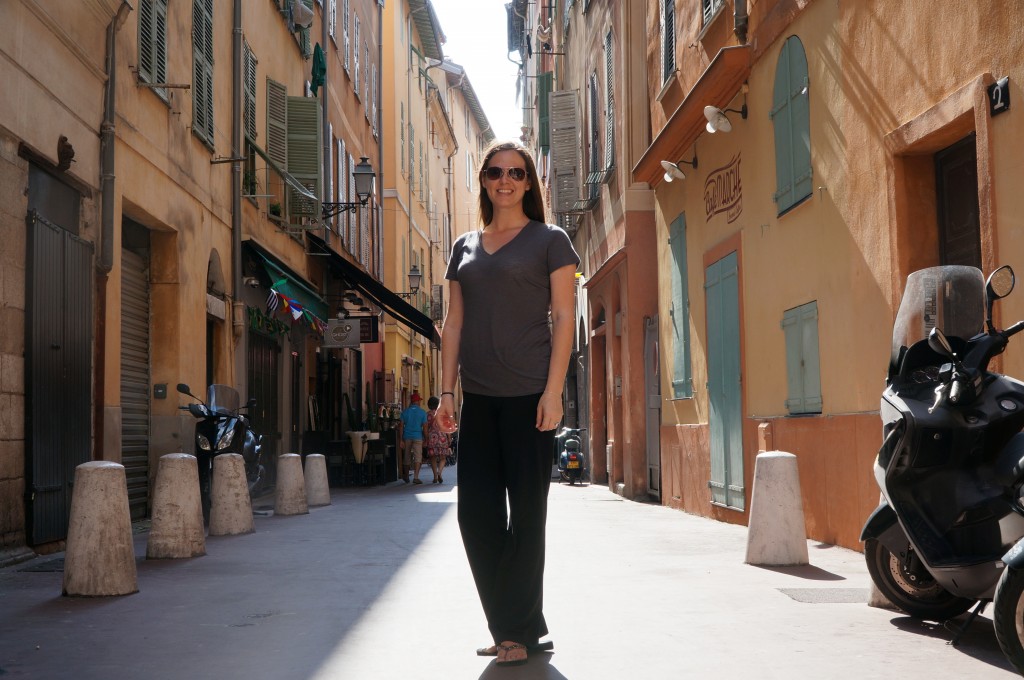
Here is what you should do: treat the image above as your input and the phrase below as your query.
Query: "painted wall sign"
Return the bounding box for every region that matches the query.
[704,154,743,224]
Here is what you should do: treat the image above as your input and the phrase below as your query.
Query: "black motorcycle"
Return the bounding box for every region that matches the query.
[177,383,265,523]
[860,264,1024,671]
[555,426,586,485]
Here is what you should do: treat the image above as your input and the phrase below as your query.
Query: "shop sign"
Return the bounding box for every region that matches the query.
[704,154,743,224]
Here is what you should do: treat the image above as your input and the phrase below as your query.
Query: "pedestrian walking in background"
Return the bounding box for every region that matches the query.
[425,396,452,484]
[399,392,428,484]
[437,140,579,667]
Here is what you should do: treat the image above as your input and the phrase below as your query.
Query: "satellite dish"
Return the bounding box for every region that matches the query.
[704,106,733,134]
[660,160,686,183]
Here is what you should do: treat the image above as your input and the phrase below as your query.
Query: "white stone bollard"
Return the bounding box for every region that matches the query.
[745,451,809,566]
[275,453,309,516]
[304,453,331,507]
[62,461,138,597]
[210,453,255,536]
[147,453,206,559]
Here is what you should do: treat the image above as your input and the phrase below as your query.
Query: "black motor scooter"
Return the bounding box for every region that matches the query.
[860,264,1024,671]
[555,427,586,485]
[177,383,265,523]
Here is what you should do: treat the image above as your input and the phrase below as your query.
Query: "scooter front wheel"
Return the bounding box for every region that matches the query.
[864,539,974,621]
[993,565,1024,674]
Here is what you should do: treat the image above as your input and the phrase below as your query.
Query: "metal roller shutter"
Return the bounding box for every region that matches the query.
[120,248,151,520]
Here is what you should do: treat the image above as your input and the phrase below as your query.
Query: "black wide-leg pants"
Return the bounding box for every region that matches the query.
[457,392,555,645]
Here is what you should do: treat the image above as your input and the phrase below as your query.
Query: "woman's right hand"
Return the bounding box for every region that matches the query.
[437,393,455,421]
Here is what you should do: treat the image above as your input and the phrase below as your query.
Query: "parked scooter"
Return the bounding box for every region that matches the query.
[860,264,1024,670]
[177,383,265,523]
[555,427,587,485]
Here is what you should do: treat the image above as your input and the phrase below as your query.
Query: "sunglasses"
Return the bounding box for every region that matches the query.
[483,166,528,182]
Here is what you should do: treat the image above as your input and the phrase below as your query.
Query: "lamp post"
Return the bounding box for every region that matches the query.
[396,265,422,299]
[322,156,376,219]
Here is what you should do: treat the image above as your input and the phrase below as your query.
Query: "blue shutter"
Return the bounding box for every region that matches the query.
[782,301,821,414]
[773,36,811,214]
[669,214,692,398]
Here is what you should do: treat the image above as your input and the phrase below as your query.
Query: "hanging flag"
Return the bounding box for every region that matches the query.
[291,305,304,321]
[267,289,280,315]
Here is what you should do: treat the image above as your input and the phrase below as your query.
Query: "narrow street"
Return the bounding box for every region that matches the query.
[0,468,1017,679]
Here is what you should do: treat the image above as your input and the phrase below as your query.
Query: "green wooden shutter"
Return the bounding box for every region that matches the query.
[243,42,257,141]
[267,79,288,168]
[192,0,214,145]
[782,300,821,414]
[550,89,580,212]
[138,0,167,91]
[538,72,553,154]
[286,95,322,217]
[669,213,692,398]
[772,36,811,214]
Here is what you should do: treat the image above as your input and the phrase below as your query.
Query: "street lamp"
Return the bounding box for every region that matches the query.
[396,265,422,299]
[322,156,375,219]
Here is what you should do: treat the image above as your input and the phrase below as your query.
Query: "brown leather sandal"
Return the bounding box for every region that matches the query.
[476,640,553,656]
[496,642,528,667]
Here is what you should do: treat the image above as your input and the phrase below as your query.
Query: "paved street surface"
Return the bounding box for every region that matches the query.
[0,465,1019,679]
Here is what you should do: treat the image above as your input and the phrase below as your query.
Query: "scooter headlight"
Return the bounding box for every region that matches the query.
[216,427,236,450]
[197,434,212,451]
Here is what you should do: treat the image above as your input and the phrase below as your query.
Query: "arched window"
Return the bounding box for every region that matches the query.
[771,36,811,214]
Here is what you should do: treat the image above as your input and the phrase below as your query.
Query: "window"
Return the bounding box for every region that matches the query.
[409,124,416,188]
[348,154,356,249]
[660,0,675,84]
[669,213,692,398]
[702,0,724,25]
[243,42,257,142]
[782,301,822,414]
[329,0,337,41]
[138,0,168,97]
[586,72,600,199]
[343,0,350,72]
[266,79,288,168]
[772,36,812,214]
[192,0,215,145]
[400,103,406,174]
[603,30,614,169]
[353,17,361,94]
[363,43,370,115]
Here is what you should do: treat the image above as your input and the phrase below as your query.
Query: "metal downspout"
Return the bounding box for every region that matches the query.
[232,0,244,344]
[322,2,331,247]
[734,0,749,44]
[378,1,384,283]
[95,0,132,461]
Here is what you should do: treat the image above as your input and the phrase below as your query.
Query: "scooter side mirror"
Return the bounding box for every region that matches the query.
[986,265,1015,332]
[928,327,955,360]
[246,398,257,410]
[176,383,192,396]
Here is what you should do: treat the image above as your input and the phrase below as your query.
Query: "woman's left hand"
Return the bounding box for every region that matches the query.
[536,392,563,431]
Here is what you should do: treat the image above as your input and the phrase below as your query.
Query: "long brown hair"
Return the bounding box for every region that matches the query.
[477,141,547,226]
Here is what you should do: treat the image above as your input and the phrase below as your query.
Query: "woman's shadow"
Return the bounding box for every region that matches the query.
[477,652,569,680]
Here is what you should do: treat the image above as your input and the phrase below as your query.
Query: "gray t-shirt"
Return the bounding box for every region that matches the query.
[445,221,580,397]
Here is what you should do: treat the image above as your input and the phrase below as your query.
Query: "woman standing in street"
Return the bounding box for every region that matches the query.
[437,141,579,667]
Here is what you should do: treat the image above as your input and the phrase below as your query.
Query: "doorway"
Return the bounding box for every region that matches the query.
[644,316,662,499]
[935,134,981,268]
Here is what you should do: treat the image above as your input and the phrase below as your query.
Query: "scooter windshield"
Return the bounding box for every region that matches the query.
[892,265,985,358]
[206,384,241,415]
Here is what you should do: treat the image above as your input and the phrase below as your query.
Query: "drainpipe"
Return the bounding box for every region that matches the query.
[734,0,748,44]
[232,0,244,344]
[95,0,132,461]
[322,2,331,246]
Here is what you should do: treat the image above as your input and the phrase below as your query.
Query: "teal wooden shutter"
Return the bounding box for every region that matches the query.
[782,301,822,414]
[538,72,553,154]
[267,79,288,169]
[669,214,692,398]
[286,95,322,217]
[772,36,811,214]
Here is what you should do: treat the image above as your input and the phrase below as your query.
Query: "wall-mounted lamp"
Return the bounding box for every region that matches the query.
[660,155,698,183]
[396,265,422,299]
[704,104,748,133]
[322,156,375,219]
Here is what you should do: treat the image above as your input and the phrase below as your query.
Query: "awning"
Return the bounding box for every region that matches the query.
[244,241,329,320]
[633,46,752,187]
[246,135,318,202]
[307,233,441,346]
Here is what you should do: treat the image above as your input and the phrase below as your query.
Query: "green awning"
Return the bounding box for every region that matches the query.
[246,243,328,320]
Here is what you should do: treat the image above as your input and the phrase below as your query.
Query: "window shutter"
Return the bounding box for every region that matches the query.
[139,0,154,79]
[409,125,415,188]
[354,17,360,93]
[348,154,355,248]
[243,42,257,141]
[372,62,378,136]
[400,103,405,173]
[286,95,322,217]
[550,90,580,213]
[782,301,822,414]
[538,72,553,154]
[266,79,288,168]
[773,36,811,213]
[335,138,345,233]
[329,0,337,39]
[669,214,692,398]
[192,0,215,145]
[343,0,350,72]
[155,0,167,85]
[661,0,675,83]
[604,31,614,169]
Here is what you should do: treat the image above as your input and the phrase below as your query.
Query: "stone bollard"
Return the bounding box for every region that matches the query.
[275,453,309,516]
[147,453,206,559]
[63,461,138,597]
[210,453,255,536]
[745,451,809,566]
[304,453,331,507]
